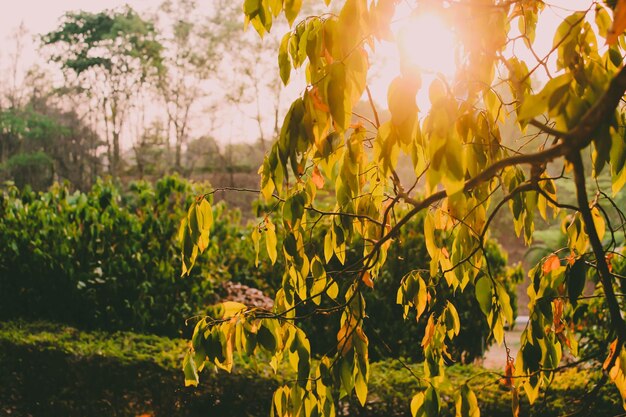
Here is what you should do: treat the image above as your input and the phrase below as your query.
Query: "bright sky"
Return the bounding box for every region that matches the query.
[368,0,594,111]
[0,0,600,148]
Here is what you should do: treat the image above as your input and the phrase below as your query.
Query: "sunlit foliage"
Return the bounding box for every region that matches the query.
[182,1,626,416]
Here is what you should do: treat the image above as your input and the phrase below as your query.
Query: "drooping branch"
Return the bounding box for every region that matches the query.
[357,64,626,284]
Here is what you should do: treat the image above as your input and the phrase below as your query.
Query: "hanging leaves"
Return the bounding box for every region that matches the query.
[188,1,626,416]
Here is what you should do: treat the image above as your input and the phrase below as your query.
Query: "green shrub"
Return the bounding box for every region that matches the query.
[0,176,223,336]
[1,151,54,189]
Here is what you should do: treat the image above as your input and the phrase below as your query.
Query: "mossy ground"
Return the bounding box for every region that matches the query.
[0,321,621,417]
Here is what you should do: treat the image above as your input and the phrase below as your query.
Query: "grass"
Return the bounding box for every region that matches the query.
[0,320,622,417]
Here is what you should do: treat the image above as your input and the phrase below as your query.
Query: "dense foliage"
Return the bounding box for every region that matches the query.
[181,1,626,416]
[0,176,222,335]
[297,211,523,363]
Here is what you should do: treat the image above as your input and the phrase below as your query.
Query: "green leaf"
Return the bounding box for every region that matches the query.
[567,258,587,305]
[327,63,348,130]
[445,302,461,337]
[183,351,199,386]
[258,322,278,353]
[455,385,480,417]
[411,387,439,417]
[339,358,354,397]
[517,74,571,121]
[284,0,303,27]
[475,276,493,317]
[278,33,291,85]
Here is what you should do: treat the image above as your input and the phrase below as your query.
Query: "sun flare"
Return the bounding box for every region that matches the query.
[397,12,457,76]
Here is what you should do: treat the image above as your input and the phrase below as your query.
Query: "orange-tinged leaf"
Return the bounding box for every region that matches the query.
[323,45,334,64]
[337,324,353,355]
[553,298,565,333]
[542,254,560,275]
[311,86,330,112]
[311,166,325,189]
[604,339,618,370]
[608,0,626,45]
[421,316,435,348]
[362,271,374,288]
[355,326,368,343]
[501,359,515,387]
[441,247,450,259]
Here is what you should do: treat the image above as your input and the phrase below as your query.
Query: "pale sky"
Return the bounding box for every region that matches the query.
[0,0,601,149]
[0,0,294,148]
[0,0,156,70]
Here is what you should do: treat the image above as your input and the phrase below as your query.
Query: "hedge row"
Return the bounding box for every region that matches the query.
[0,321,621,417]
[0,177,274,337]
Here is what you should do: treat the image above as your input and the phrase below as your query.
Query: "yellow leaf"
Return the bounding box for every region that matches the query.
[265,217,278,264]
[591,206,606,241]
[354,373,368,406]
[251,227,261,267]
[411,392,424,417]
[220,301,247,319]
[327,63,349,130]
[387,75,419,126]
[284,0,302,27]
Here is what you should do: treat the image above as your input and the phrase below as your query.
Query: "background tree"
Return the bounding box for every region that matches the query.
[0,67,102,190]
[156,0,240,172]
[131,119,172,179]
[42,7,163,176]
[176,0,626,416]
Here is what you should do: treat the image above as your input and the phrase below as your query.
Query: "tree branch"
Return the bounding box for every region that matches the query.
[569,150,626,360]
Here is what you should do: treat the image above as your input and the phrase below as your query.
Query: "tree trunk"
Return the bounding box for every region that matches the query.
[111,130,120,177]
[175,137,182,172]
